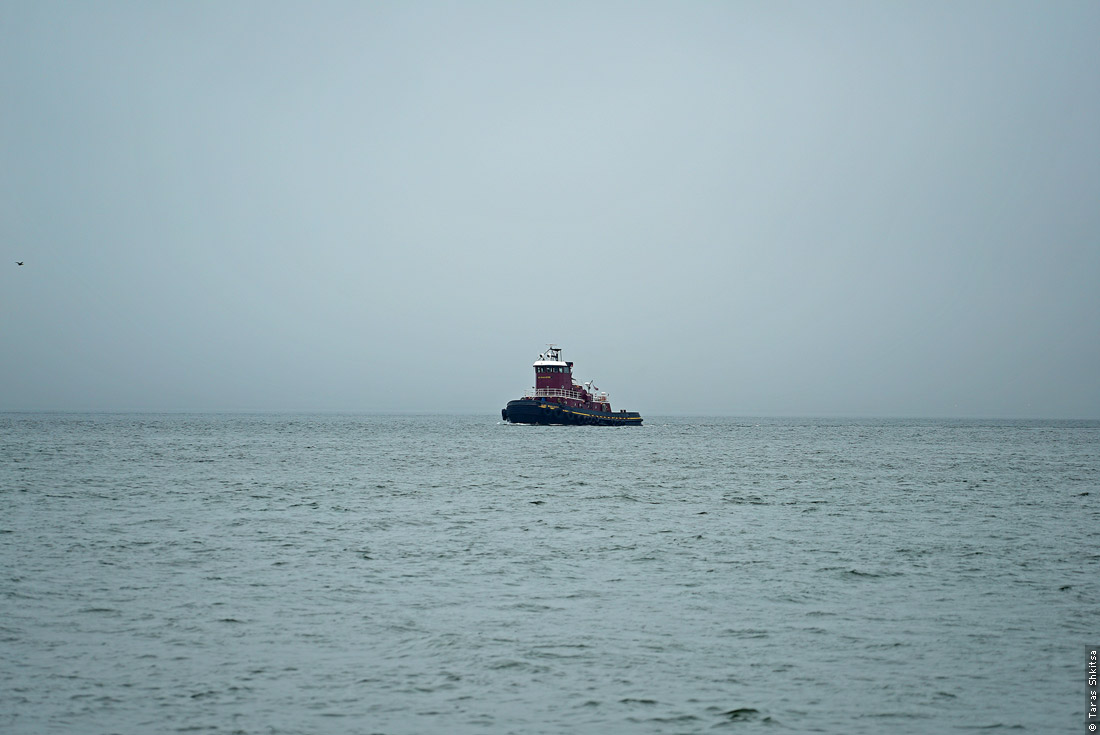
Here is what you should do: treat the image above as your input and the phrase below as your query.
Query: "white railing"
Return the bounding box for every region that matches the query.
[524,388,586,401]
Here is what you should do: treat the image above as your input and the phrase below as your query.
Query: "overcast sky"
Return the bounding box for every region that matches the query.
[2,1,1098,417]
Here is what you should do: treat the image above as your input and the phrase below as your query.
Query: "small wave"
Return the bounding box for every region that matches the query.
[487,659,551,673]
[843,569,903,579]
[956,724,1026,730]
[724,495,768,505]
[506,602,560,612]
[722,628,769,639]
[646,714,700,723]
[722,707,761,721]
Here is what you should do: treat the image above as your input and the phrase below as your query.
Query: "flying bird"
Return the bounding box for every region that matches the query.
[16,261,24,266]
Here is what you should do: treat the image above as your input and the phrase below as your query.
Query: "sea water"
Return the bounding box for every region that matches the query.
[1,414,1097,734]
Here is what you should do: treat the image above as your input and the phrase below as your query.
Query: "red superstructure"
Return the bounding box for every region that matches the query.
[531,346,611,410]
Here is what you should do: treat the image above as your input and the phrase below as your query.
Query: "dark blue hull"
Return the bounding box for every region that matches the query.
[503,399,642,426]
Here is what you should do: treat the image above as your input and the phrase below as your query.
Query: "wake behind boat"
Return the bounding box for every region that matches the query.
[502,346,642,426]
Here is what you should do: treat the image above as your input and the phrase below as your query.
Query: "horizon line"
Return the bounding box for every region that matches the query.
[1,409,1097,422]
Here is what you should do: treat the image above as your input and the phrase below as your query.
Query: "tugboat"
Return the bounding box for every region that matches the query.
[502,346,642,426]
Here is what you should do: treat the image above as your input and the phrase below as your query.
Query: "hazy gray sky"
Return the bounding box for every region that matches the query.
[2,1,1098,417]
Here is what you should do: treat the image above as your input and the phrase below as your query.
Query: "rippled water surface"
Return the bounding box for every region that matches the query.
[2,414,1097,734]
